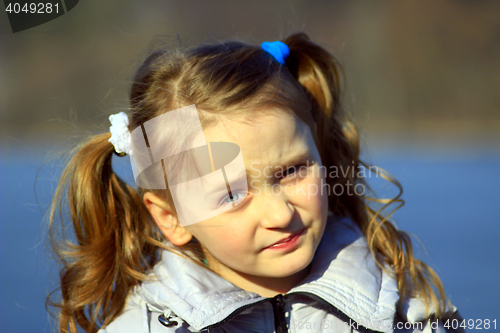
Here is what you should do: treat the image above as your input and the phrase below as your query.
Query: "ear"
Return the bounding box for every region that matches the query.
[143,192,193,246]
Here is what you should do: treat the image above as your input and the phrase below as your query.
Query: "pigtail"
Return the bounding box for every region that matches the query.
[284,33,341,117]
[284,32,451,318]
[47,134,162,333]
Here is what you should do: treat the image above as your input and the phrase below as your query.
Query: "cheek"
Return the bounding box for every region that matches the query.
[290,172,328,212]
[197,227,252,259]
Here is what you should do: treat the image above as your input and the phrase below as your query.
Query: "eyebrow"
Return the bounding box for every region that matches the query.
[279,150,313,168]
[244,150,313,177]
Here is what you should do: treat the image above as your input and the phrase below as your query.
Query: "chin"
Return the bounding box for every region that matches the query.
[267,251,314,278]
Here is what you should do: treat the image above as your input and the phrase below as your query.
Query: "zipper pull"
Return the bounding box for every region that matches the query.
[158,313,178,327]
[270,294,288,333]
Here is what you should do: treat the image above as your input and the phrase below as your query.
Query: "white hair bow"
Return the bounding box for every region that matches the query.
[108,112,132,155]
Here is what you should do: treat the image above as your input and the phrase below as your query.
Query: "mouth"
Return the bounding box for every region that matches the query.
[263,228,306,251]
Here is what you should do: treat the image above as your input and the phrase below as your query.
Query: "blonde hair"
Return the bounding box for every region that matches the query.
[48,32,451,333]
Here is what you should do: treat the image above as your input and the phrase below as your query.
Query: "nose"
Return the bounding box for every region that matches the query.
[258,186,295,229]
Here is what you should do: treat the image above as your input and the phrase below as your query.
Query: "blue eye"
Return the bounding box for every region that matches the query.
[221,192,246,206]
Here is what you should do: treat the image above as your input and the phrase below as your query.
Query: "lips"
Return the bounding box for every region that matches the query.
[264,228,305,249]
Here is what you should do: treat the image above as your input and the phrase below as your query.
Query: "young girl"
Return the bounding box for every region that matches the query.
[48,32,464,333]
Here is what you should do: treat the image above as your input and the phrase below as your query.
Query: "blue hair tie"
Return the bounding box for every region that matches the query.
[261,41,290,65]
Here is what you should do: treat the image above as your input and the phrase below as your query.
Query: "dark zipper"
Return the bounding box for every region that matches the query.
[270,294,288,333]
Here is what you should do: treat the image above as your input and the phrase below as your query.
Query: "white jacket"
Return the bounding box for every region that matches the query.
[100,217,462,333]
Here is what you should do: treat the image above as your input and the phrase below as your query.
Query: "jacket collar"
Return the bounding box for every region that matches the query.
[288,217,399,332]
[136,217,402,332]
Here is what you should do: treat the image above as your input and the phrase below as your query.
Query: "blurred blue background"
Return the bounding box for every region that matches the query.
[1,1,499,332]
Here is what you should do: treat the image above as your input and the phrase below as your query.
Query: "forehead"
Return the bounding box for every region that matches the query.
[203,111,316,166]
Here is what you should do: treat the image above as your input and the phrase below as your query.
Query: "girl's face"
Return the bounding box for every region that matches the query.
[185,110,329,295]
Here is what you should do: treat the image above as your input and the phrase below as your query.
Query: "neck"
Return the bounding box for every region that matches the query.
[205,253,311,297]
